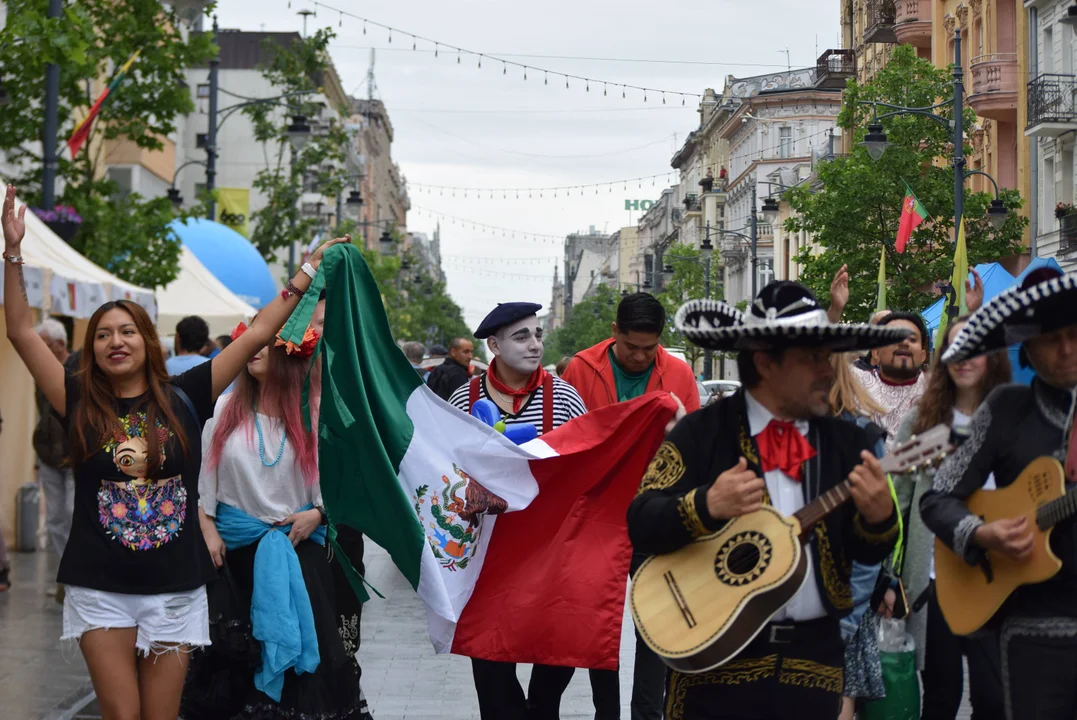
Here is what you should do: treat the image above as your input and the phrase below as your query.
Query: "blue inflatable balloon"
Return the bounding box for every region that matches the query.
[469,398,537,446]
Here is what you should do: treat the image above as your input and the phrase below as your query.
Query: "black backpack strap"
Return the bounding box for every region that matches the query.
[170,385,200,426]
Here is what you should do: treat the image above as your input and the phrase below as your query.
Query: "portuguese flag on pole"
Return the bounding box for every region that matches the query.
[895,183,928,253]
[282,244,676,669]
[67,50,141,158]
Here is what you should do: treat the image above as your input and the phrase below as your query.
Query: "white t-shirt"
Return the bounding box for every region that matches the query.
[198,397,322,524]
[929,409,995,579]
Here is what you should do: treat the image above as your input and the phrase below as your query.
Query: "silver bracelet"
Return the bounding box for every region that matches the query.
[300,262,317,280]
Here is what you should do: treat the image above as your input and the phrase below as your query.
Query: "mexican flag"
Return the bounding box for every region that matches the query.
[67,50,141,158]
[285,244,676,668]
[895,183,928,253]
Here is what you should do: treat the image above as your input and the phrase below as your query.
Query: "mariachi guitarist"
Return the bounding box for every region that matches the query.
[627,282,905,720]
[920,267,1077,720]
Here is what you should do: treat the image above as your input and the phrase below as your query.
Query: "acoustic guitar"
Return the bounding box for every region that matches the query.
[630,425,952,674]
[934,455,1071,636]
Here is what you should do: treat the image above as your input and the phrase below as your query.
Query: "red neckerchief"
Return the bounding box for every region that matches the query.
[486,358,549,413]
[876,369,922,387]
[756,419,817,482]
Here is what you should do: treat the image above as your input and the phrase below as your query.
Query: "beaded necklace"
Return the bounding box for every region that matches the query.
[254,412,286,467]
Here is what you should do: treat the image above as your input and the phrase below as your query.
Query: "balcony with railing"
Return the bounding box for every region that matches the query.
[1062,215,1077,253]
[1027,74,1077,137]
[864,0,898,44]
[683,193,702,215]
[968,53,1019,121]
[814,49,855,89]
[894,0,931,48]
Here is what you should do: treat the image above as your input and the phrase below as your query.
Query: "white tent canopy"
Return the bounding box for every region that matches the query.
[0,198,156,319]
[157,246,256,337]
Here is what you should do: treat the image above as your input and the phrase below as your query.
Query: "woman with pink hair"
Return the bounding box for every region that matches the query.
[182,322,370,719]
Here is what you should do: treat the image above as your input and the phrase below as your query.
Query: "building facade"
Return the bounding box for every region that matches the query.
[1026,0,1077,272]
[562,227,615,312]
[350,97,410,246]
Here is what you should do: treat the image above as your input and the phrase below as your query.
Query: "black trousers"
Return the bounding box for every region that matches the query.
[665,618,845,720]
[1000,617,1077,720]
[921,592,1004,720]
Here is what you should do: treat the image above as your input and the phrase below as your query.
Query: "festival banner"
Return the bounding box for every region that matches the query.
[216,188,251,238]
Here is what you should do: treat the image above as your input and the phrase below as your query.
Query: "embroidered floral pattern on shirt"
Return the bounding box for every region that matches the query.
[677,489,711,537]
[97,411,185,551]
[852,366,927,447]
[98,476,187,550]
[778,657,843,693]
[665,656,779,719]
[813,524,852,610]
[932,404,992,494]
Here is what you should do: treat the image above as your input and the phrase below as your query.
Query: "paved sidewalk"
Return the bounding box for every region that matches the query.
[2,543,973,719]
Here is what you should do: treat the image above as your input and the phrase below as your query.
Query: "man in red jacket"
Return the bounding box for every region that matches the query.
[560,291,700,720]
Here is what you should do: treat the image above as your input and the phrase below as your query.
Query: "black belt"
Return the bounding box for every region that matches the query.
[761,616,837,646]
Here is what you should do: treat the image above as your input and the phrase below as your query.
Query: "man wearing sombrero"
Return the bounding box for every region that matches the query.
[628,281,904,719]
[920,267,1077,719]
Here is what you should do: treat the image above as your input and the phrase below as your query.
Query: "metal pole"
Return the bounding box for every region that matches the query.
[750,184,759,298]
[952,29,964,236]
[335,188,343,231]
[42,0,62,210]
[703,253,713,380]
[288,142,296,278]
[206,16,220,220]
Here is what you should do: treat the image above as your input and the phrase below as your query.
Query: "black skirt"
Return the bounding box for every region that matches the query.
[182,538,366,720]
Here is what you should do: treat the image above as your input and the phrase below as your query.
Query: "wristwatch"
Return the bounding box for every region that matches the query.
[314,504,328,525]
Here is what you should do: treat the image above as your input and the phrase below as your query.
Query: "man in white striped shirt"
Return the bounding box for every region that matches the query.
[447,301,588,719]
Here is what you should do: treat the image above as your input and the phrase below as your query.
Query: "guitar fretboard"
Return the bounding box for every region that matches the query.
[793,480,853,534]
[1037,486,1077,530]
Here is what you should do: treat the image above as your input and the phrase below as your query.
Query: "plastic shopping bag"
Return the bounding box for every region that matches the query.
[860,618,920,720]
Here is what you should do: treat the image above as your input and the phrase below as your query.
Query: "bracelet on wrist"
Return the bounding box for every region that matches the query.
[281,280,306,300]
[3,252,25,265]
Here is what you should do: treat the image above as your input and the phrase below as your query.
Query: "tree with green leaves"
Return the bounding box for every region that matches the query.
[243,28,351,264]
[785,44,1026,322]
[0,0,216,288]
[549,283,620,360]
[655,242,713,369]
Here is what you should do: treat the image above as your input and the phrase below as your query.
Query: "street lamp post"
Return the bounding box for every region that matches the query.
[856,29,1009,240]
[663,224,717,379]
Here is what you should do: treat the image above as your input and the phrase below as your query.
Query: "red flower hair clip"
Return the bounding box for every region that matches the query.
[230,322,248,341]
[274,327,320,359]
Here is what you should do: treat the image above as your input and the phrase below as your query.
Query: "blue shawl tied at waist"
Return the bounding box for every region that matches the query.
[214,502,327,702]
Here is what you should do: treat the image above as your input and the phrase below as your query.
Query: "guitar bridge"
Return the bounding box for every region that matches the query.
[664,570,697,629]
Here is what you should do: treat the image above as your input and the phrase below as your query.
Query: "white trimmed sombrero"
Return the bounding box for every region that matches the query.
[675,281,910,353]
[942,268,1077,364]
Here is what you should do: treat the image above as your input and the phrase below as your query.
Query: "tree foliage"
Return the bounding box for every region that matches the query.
[244,28,351,263]
[655,242,713,369]
[0,0,216,288]
[786,45,1026,321]
[546,283,619,362]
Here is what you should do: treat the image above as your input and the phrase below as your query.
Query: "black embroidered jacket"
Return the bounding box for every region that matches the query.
[920,380,1077,619]
[627,391,900,619]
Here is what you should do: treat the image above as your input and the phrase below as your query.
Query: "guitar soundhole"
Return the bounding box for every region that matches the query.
[715,531,773,587]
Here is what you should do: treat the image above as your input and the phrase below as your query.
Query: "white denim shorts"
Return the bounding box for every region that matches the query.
[62,585,210,657]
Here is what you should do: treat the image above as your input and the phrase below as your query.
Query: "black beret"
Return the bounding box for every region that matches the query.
[474,302,543,339]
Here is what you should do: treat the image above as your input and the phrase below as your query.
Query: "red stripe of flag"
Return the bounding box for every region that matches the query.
[67,51,141,158]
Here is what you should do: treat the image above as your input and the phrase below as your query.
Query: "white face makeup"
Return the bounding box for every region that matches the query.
[489,315,544,374]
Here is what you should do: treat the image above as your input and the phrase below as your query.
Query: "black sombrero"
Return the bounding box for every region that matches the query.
[942,268,1077,364]
[675,281,910,353]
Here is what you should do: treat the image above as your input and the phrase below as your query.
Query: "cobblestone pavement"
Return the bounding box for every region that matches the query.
[2,543,973,719]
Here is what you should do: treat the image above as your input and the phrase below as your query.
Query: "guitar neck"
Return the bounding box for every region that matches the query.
[1037,484,1077,530]
[791,453,904,534]
[793,480,853,534]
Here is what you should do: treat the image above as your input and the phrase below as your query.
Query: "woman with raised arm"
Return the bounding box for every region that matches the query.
[893,317,1010,720]
[1,185,345,720]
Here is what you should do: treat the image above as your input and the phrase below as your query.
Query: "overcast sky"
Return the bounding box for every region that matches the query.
[216,0,840,330]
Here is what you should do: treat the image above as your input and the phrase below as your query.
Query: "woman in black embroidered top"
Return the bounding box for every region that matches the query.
[1,185,346,720]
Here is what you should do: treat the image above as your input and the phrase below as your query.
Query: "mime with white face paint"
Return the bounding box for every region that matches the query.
[447,301,588,719]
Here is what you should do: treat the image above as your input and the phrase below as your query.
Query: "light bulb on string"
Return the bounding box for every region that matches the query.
[388,29,392,43]
[544,72,548,86]
[682,95,686,106]
[503,62,506,75]
[338,12,342,26]
[457,53,461,64]
[523,66,528,80]
[662,93,666,105]
[603,83,607,96]
[434,43,439,57]
[412,37,416,50]
[362,21,366,34]
[644,90,648,102]
[586,81,590,92]
[565,76,569,89]
[478,55,482,69]
[622,86,626,99]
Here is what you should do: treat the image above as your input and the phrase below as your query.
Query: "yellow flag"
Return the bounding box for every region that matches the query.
[935,217,968,350]
[216,188,250,238]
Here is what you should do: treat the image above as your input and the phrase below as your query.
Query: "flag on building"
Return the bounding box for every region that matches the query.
[285,244,676,669]
[934,216,969,350]
[875,246,887,313]
[895,183,928,253]
[67,50,142,158]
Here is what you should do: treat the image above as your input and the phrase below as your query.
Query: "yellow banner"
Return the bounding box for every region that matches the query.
[216,188,250,237]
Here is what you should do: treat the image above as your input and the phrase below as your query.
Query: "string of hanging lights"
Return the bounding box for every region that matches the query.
[442,255,561,265]
[442,263,555,281]
[410,206,567,243]
[297,0,703,105]
[408,126,839,199]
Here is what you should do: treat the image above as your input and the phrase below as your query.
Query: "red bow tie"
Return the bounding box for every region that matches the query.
[756,419,816,482]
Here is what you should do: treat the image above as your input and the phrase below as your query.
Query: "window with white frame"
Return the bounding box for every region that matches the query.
[779,127,793,159]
